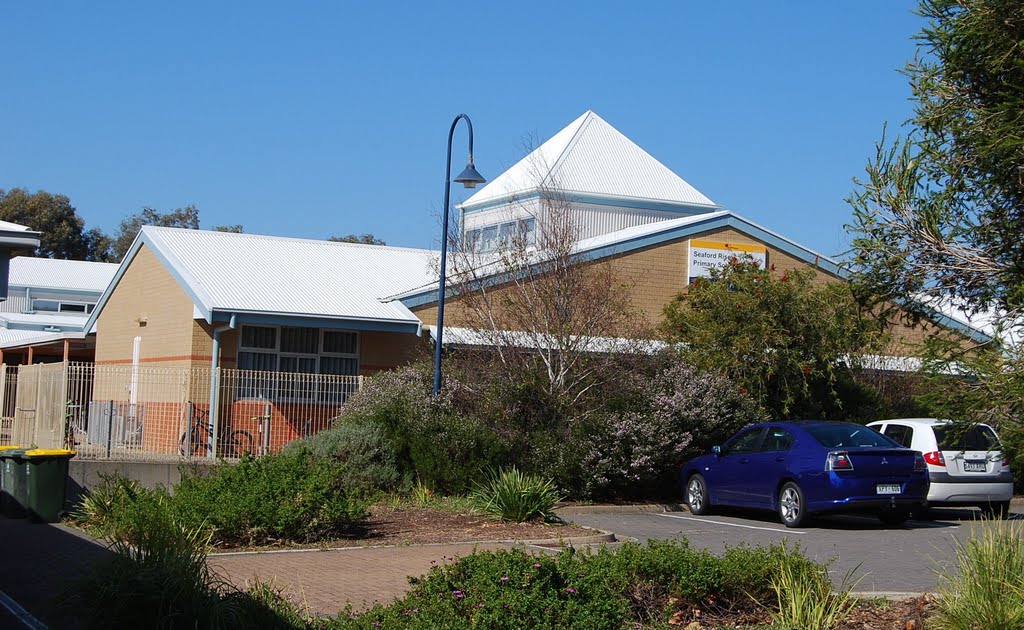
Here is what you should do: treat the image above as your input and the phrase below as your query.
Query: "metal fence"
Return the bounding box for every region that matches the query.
[0,361,363,461]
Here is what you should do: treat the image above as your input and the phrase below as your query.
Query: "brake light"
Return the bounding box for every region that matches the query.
[914,452,927,472]
[923,451,946,467]
[1003,456,1011,468]
[826,451,854,471]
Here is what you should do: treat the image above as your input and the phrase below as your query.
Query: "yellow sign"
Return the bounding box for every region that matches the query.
[688,240,767,278]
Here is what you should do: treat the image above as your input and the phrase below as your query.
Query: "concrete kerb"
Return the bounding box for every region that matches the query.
[556,503,686,515]
[208,529,617,558]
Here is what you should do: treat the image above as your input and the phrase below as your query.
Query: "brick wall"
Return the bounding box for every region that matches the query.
[94,245,199,367]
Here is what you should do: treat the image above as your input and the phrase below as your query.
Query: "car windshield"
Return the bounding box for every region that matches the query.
[804,424,900,449]
[933,424,1000,451]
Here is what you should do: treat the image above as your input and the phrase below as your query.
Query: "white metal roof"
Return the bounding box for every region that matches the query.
[137,227,438,324]
[0,328,85,349]
[461,110,717,211]
[425,326,667,354]
[9,256,118,293]
[0,220,34,232]
[0,312,89,328]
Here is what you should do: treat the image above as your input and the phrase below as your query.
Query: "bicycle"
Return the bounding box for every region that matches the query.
[63,402,87,450]
[179,406,254,458]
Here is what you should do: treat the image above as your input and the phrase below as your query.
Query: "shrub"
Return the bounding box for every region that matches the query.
[765,548,859,630]
[470,467,561,522]
[576,360,765,499]
[931,516,1024,629]
[285,419,402,495]
[172,450,367,546]
[334,539,828,629]
[64,494,251,629]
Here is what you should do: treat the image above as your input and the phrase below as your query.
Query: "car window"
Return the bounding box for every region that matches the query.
[933,425,1000,451]
[760,428,795,452]
[882,424,914,448]
[724,428,765,455]
[804,424,900,449]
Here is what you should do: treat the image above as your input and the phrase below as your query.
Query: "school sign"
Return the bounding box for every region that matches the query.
[687,239,767,279]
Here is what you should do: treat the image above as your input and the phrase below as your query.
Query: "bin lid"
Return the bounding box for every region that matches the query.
[0,445,23,452]
[20,448,76,459]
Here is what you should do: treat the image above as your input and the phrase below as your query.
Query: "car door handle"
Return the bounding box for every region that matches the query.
[739,458,750,464]
[775,456,785,462]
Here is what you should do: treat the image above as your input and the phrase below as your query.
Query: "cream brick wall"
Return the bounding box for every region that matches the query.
[410,226,971,355]
[95,245,200,366]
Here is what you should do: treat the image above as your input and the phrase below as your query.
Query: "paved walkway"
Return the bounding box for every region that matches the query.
[209,542,512,615]
[0,516,114,629]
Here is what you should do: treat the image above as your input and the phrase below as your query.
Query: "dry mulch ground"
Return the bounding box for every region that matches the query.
[672,594,932,629]
[214,504,598,552]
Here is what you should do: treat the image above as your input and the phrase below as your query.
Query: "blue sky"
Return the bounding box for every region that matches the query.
[1,2,924,257]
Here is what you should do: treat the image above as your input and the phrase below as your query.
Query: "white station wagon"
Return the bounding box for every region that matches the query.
[867,418,1013,517]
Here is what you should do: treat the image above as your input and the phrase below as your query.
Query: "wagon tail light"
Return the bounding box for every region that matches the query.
[826,451,854,471]
[923,451,946,467]
[914,452,927,472]
[1003,456,1011,468]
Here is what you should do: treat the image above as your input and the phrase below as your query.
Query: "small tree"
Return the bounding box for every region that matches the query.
[329,233,386,245]
[111,205,200,260]
[662,259,884,418]
[445,180,645,421]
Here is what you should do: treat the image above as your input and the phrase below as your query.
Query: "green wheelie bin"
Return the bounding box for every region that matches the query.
[16,449,76,523]
[0,446,25,518]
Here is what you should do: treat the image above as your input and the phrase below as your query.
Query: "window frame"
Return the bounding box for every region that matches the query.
[235,324,360,402]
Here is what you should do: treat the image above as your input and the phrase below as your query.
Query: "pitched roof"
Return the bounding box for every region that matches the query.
[9,256,118,293]
[88,227,439,332]
[460,110,717,212]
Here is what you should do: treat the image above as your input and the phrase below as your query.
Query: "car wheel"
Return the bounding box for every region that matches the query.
[878,508,910,526]
[686,474,711,515]
[979,501,1011,519]
[778,482,808,528]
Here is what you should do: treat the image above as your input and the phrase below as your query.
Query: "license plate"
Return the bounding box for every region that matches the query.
[876,484,902,495]
[963,461,986,472]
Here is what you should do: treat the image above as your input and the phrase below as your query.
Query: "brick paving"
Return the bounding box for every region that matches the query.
[209,542,512,616]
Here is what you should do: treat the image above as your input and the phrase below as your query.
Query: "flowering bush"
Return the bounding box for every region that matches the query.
[579,360,765,499]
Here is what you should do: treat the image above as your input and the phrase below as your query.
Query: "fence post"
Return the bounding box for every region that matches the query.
[105,400,114,459]
[262,401,271,456]
[185,400,193,459]
[210,367,222,460]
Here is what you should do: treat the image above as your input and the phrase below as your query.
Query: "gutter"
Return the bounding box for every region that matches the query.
[208,313,237,459]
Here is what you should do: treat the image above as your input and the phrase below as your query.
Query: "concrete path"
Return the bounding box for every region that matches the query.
[209,543,511,616]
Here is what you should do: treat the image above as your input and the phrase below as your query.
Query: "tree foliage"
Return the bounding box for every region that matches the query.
[212,224,244,233]
[846,0,1024,449]
[329,233,386,245]
[662,259,883,418]
[111,205,200,260]
[0,188,112,261]
[847,0,1024,328]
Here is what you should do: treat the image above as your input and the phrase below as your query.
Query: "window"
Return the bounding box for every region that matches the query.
[236,325,359,401]
[882,424,914,448]
[464,229,481,251]
[480,226,498,252]
[933,424,1000,451]
[32,299,94,314]
[724,428,765,455]
[804,424,899,449]
[761,428,795,452]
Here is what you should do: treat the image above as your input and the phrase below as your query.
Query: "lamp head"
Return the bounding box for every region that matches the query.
[454,162,486,189]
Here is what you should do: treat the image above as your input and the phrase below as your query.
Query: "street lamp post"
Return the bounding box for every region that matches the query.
[434,114,485,398]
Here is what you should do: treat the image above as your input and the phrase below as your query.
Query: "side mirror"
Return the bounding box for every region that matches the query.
[711,445,722,456]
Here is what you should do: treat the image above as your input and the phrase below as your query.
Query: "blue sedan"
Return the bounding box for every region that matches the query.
[681,421,930,527]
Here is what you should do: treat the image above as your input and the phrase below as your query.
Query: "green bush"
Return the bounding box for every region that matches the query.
[470,467,561,522]
[764,546,859,630]
[333,539,827,629]
[931,517,1024,629]
[64,493,251,629]
[285,419,402,495]
[172,450,368,546]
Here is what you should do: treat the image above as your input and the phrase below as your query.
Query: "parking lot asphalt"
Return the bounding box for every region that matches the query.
[562,506,1022,595]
